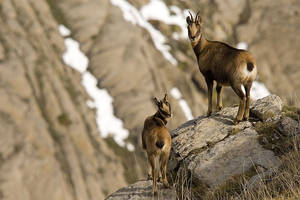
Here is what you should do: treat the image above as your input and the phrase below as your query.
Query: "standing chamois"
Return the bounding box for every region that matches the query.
[186,12,257,124]
[142,94,171,195]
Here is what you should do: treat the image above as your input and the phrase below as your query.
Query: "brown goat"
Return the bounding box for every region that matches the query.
[142,94,171,195]
[186,12,257,124]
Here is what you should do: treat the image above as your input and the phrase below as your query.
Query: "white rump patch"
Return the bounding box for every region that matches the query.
[243,64,252,77]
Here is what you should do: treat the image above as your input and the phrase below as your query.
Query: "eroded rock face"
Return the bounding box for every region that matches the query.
[0,0,127,199]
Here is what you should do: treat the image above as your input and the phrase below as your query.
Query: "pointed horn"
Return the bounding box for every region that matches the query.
[195,11,201,22]
[188,11,193,22]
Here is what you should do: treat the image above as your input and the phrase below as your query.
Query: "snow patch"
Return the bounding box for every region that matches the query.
[236,42,248,50]
[170,87,181,99]
[171,88,193,120]
[110,0,177,65]
[59,24,134,151]
[251,81,270,100]
[62,38,88,73]
[58,24,71,37]
[140,0,189,39]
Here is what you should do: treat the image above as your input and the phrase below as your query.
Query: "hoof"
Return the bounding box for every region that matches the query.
[153,191,158,196]
[216,106,223,111]
[207,111,212,117]
[163,182,170,189]
[147,174,152,180]
[243,117,249,121]
[157,176,162,182]
[234,119,241,125]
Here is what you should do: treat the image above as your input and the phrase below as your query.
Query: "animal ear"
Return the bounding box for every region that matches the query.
[186,16,192,25]
[153,97,160,106]
[164,93,168,102]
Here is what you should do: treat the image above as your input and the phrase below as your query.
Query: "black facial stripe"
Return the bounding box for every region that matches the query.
[159,108,171,117]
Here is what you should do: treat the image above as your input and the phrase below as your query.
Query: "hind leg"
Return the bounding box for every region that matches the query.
[149,154,159,195]
[160,152,170,188]
[232,84,246,124]
[243,83,252,121]
[147,158,152,180]
[216,83,223,111]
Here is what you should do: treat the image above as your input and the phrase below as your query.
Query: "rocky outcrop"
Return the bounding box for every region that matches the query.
[107,95,300,199]
[169,95,286,191]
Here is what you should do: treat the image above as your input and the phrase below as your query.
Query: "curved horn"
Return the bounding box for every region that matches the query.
[195,11,201,22]
[188,11,193,22]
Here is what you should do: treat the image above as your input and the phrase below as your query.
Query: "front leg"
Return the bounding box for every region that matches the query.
[205,78,213,116]
[216,83,223,111]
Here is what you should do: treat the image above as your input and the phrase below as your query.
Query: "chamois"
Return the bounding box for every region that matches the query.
[186,11,257,124]
[142,94,171,195]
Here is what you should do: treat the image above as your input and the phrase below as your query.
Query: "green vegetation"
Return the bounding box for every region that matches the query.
[282,105,300,121]
[255,120,298,156]
[57,113,72,126]
[49,127,64,142]
[46,0,67,25]
[102,188,109,197]
[230,127,241,135]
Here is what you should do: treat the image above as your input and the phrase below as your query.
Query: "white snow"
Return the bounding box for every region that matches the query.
[58,24,71,37]
[170,88,193,120]
[59,25,134,151]
[170,87,182,99]
[140,0,189,39]
[236,42,248,50]
[236,42,270,100]
[250,81,270,100]
[62,38,88,73]
[110,0,177,65]
[126,143,135,152]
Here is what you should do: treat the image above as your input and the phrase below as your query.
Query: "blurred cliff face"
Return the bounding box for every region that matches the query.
[0,0,300,199]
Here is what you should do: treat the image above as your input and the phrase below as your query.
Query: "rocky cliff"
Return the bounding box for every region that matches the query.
[0,0,128,199]
[1,0,300,199]
[105,95,300,199]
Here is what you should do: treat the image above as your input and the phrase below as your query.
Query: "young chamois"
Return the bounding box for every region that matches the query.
[186,12,257,124]
[142,94,171,195]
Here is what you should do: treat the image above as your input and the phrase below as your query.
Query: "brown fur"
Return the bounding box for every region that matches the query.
[142,94,171,195]
[187,12,257,124]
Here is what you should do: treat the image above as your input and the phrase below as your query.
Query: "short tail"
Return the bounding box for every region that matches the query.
[247,62,254,72]
[155,140,164,149]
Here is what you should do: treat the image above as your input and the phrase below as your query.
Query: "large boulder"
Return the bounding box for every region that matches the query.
[169,95,283,190]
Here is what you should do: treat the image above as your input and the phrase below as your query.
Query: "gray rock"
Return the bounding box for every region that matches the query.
[170,100,281,188]
[276,116,300,136]
[105,180,176,200]
[250,95,283,121]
